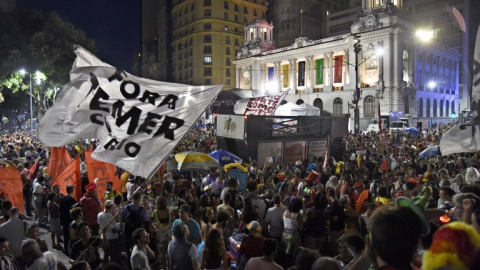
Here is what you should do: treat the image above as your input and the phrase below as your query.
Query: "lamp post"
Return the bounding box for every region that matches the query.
[353,34,362,134]
[19,69,38,131]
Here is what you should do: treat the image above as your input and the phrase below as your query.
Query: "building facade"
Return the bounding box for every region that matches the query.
[403,0,478,115]
[235,0,461,131]
[170,0,267,89]
[266,0,357,48]
[141,0,173,81]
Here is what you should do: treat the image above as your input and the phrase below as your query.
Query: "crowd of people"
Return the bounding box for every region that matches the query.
[1,122,480,270]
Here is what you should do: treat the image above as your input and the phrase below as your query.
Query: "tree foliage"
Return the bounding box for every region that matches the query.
[0,9,96,117]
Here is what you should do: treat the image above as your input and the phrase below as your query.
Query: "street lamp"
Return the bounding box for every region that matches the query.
[353,34,362,134]
[350,35,383,134]
[19,69,40,131]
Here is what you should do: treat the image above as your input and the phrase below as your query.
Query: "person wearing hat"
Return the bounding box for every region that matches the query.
[238,221,265,270]
[350,181,365,210]
[80,182,101,236]
[98,200,120,263]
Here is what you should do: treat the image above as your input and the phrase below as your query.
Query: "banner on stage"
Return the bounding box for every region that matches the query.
[38,45,222,178]
[233,90,289,116]
[308,140,328,158]
[216,115,245,140]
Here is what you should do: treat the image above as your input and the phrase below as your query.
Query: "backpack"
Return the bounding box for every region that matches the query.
[124,205,144,237]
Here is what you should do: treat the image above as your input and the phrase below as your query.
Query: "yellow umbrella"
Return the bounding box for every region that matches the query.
[169,151,219,171]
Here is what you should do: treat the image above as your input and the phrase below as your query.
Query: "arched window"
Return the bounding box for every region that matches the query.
[418,98,424,117]
[364,51,378,70]
[440,100,444,117]
[333,98,343,116]
[296,99,304,105]
[451,100,455,114]
[446,101,450,116]
[433,99,437,117]
[314,98,323,114]
[426,98,431,117]
[363,95,375,117]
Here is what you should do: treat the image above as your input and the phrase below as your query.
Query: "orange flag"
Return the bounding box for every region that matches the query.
[46,147,73,178]
[0,168,25,213]
[50,157,82,201]
[84,151,120,204]
[26,160,39,181]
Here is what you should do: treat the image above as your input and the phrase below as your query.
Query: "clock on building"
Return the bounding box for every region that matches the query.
[243,70,250,78]
[364,16,376,28]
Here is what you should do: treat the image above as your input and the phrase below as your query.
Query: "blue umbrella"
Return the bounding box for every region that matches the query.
[209,150,243,166]
[405,127,421,135]
[419,145,441,158]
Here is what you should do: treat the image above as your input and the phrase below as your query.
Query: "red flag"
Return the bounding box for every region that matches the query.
[46,147,73,178]
[380,157,387,172]
[0,168,25,213]
[50,157,82,200]
[84,151,121,205]
[27,160,39,181]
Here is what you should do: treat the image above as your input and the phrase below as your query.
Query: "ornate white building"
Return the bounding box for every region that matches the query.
[234,0,461,130]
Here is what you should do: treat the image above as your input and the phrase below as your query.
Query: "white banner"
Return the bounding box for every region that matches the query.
[216,115,245,140]
[440,26,480,155]
[234,90,289,115]
[39,45,222,178]
[439,124,478,155]
[308,140,328,158]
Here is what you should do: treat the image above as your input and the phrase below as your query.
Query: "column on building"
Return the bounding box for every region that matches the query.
[378,41,384,87]
[392,29,402,112]
[326,52,334,91]
[260,64,266,92]
[252,60,261,91]
[307,55,314,91]
[290,59,297,90]
[274,61,282,93]
[344,49,350,85]
[408,44,414,87]
[236,67,242,88]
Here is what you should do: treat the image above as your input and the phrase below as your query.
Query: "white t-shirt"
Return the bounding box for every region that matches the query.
[126,181,137,200]
[264,206,287,238]
[245,257,283,270]
[97,212,118,240]
[131,245,151,270]
[33,182,44,203]
[28,251,57,270]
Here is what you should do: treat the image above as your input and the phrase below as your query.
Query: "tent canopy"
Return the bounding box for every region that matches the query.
[275,102,321,116]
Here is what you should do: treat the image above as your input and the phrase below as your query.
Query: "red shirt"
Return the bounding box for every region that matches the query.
[239,235,264,261]
[81,194,100,225]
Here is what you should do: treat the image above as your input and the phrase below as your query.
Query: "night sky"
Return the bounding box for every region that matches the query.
[17,0,141,73]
